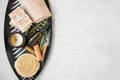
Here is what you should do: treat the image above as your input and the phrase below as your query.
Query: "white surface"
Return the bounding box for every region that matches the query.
[0,0,120,80]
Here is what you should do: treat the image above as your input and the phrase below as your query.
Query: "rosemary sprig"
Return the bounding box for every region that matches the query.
[26,20,48,37]
[39,34,47,49]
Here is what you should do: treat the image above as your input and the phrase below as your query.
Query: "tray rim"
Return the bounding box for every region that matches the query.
[4,0,53,80]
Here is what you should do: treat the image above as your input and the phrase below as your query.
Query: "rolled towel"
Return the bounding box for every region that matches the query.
[20,0,51,23]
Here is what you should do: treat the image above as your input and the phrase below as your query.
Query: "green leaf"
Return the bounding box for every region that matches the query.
[26,20,48,37]
[39,34,47,49]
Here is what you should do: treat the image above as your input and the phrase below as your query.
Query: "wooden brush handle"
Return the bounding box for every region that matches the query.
[25,46,35,56]
[33,44,43,61]
[42,45,47,61]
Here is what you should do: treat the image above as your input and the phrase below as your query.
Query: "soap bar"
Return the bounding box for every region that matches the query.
[9,7,32,33]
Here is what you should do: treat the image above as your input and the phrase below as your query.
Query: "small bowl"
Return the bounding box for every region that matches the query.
[8,32,26,48]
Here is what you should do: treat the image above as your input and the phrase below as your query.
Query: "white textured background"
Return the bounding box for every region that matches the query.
[1,0,120,80]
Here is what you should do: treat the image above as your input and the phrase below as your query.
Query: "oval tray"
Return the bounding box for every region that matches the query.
[4,0,52,80]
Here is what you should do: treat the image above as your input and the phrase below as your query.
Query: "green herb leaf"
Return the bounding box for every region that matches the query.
[26,20,48,37]
[39,34,47,49]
